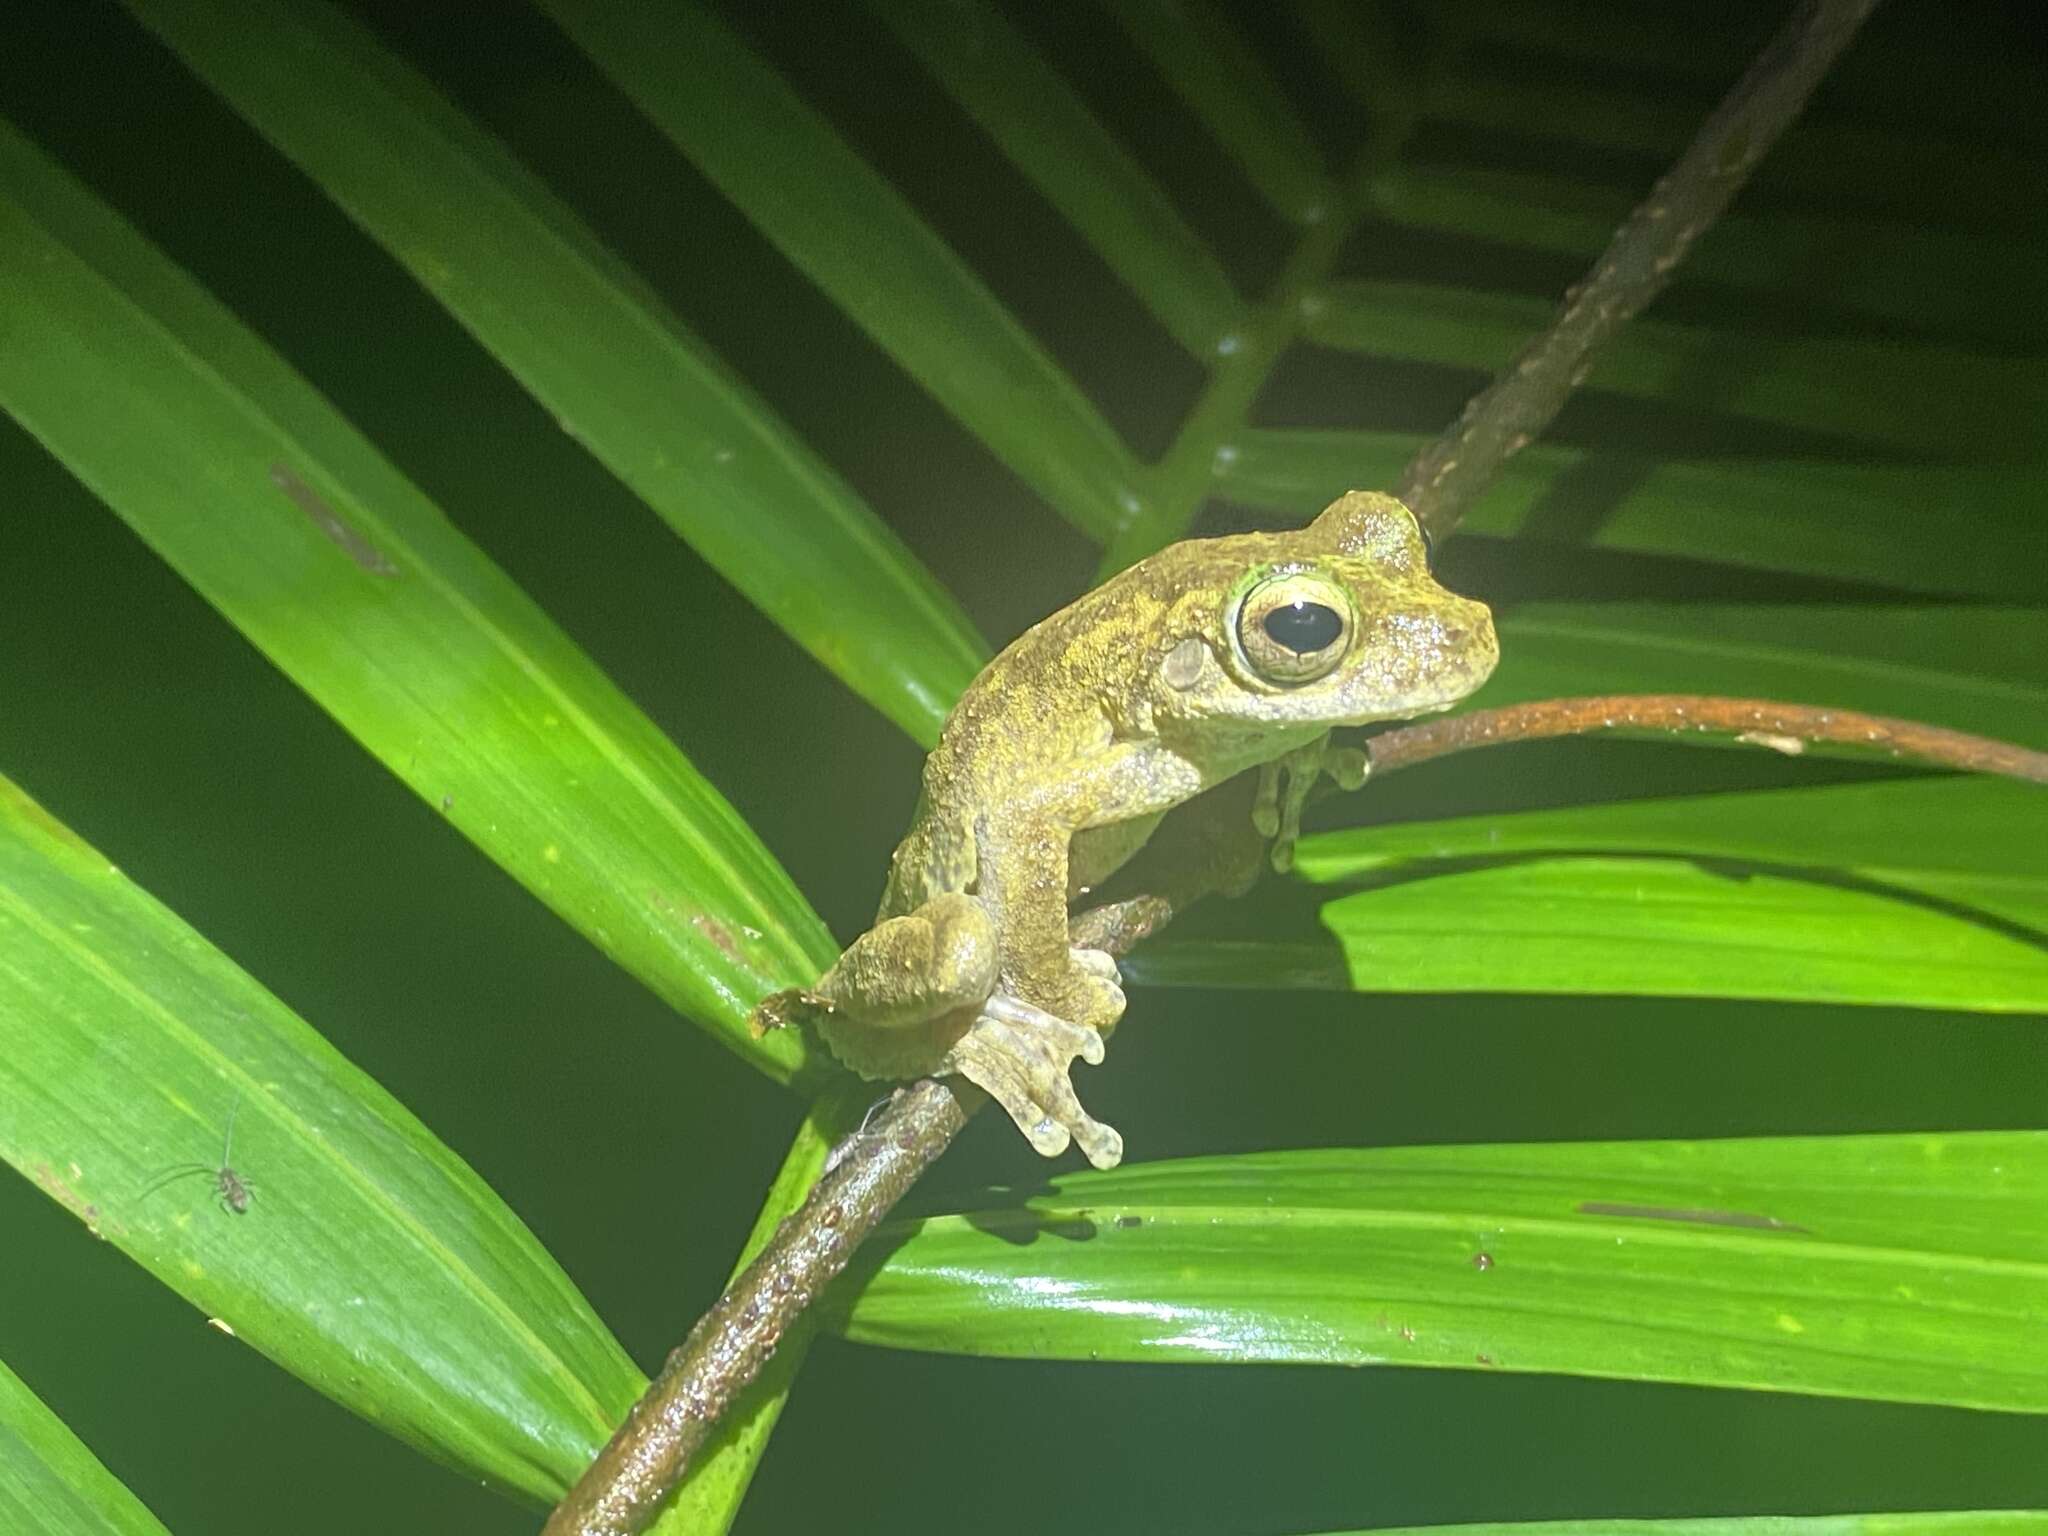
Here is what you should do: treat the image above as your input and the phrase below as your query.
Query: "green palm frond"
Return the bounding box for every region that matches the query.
[0,1,2040,1531]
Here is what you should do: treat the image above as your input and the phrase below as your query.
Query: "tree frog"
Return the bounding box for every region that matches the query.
[754,492,1497,1169]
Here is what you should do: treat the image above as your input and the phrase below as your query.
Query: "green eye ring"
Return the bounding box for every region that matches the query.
[1234,569,1353,684]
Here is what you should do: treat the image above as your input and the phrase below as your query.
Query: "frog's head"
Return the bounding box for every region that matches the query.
[1147,491,1497,738]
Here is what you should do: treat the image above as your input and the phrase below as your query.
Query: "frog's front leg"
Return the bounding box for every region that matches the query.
[949,816,1126,1169]
[1253,733,1369,872]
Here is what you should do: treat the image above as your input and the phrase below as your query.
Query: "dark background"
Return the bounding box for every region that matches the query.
[3,2,2044,1531]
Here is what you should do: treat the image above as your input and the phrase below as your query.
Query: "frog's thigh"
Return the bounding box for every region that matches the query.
[814,890,998,1028]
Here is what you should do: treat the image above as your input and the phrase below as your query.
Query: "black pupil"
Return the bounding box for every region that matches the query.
[1262,600,1342,654]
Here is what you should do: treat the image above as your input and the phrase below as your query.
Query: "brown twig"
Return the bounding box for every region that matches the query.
[543,1080,974,1536]
[546,8,1898,1530]
[1396,0,1881,538]
[546,858,1226,1536]
[1366,696,2048,783]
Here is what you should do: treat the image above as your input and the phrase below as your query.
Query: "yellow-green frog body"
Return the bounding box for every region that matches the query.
[770,492,1497,1168]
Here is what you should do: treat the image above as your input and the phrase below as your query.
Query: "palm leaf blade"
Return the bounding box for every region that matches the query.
[0,118,834,1081]
[869,0,1239,358]
[125,0,983,747]
[1216,432,2045,599]
[1130,774,2047,1010]
[836,1133,2048,1413]
[542,0,1146,542]
[0,1358,173,1536]
[0,778,641,1502]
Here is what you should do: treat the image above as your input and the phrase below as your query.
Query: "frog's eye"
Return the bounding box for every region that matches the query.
[1237,572,1354,684]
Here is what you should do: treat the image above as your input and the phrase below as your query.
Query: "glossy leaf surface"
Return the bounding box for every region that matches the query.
[1489,605,2047,748]
[0,778,642,1502]
[1128,777,2047,1010]
[837,1134,2048,1412]
[0,1358,173,1536]
[127,0,983,747]
[0,119,835,1083]
[1300,279,2044,461]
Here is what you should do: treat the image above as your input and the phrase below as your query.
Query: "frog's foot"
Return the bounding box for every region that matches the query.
[1066,944,1126,1039]
[1253,739,1370,873]
[1069,945,1119,980]
[946,993,1123,1170]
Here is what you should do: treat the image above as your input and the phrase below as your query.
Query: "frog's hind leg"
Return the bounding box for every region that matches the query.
[814,892,998,1024]
[786,892,1003,1079]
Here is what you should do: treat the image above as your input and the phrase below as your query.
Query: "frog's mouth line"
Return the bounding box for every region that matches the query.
[1354,698,1462,739]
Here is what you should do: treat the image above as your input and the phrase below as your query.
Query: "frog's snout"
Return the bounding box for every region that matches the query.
[1441,596,1499,677]
[1361,592,1498,710]
[1446,598,1501,689]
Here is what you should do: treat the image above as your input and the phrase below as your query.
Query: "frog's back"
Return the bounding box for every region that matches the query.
[874,532,1275,918]
[873,577,1137,917]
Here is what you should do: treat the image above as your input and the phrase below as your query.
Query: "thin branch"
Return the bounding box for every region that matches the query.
[1396,0,1881,537]
[545,859,1231,1536]
[1366,696,2048,783]
[543,1080,974,1536]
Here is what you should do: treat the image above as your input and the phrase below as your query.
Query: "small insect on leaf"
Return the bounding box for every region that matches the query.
[142,1096,255,1215]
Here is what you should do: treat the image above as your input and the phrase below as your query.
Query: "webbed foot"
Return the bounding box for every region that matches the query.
[945,990,1123,1170]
